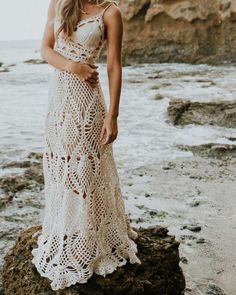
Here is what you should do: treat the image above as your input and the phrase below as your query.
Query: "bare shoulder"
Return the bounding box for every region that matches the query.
[103,1,123,24]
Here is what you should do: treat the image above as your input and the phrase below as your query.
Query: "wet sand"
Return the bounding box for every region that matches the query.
[123,154,236,295]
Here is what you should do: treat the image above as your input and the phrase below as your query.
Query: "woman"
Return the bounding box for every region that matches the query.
[31,0,141,291]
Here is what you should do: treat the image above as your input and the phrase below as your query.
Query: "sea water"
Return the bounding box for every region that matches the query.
[1,40,236,171]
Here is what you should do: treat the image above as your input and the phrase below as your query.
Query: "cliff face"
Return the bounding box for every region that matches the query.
[119,0,236,64]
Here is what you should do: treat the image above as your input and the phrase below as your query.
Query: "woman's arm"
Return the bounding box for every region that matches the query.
[100,3,123,145]
[41,0,99,86]
[41,0,72,72]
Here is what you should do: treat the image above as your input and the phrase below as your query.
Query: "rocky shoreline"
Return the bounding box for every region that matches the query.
[1,143,235,294]
[1,60,236,294]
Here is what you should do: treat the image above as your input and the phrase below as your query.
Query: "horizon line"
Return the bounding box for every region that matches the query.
[0,39,42,43]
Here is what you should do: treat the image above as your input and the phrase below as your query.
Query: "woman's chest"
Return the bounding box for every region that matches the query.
[54,16,105,51]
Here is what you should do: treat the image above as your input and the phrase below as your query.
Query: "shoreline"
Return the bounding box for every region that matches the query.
[1,58,236,294]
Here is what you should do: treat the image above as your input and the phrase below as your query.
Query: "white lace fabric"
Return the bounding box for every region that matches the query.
[31,1,141,291]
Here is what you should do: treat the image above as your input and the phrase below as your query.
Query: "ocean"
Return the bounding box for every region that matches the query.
[1,40,236,171]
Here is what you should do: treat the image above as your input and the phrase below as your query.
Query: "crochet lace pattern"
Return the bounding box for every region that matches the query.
[31,1,141,291]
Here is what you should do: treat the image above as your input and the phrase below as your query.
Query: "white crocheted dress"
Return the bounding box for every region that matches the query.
[31,1,141,291]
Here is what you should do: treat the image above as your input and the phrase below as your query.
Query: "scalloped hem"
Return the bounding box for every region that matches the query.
[31,233,141,291]
[31,248,141,291]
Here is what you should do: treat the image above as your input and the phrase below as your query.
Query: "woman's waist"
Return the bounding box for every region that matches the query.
[50,67,102,93]
[54,40,98,63]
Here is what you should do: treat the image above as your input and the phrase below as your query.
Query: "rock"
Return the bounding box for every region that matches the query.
[167,99,236,128]
[133,217,146,223]
[180,256,188,264]
[27,152,43,161]
[0,194,14,209]
[0,153,43,195]
[117,0,236,64]
[0,66,9,73]
[24,165,44,185]
[177,143,236,158]
[7,63,16,67]
[161,162,176,170]
[23,59,47,65]
[196,238,206,244]
[2,225,185,295]
[151,82,172,90]
[148,209,168,218]
[0,176,31,194]
[227,136,236,141]
[2,160,32,169]
[181,223,202,232]
[153,94,164,100]
[179,234,197,241]
[205,284,226,295]
[136,204,145,209]
[189,200,200,207]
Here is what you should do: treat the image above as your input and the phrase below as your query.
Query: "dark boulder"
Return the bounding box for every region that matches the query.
[3,225,185,295]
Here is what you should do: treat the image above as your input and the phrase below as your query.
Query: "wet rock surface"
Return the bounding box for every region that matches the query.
[2,226,185,295]
[0,67,9,73]
[205,284,227,295]
[23,59,47,65]
[0,152,44,292]
[177,143,236,158]
[167,99,236,127]
[0,62,9,73]
[0,153,43,198]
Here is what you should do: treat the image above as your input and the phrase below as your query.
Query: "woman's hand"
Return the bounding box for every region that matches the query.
[68,61,99,87]
[100,113,118,145]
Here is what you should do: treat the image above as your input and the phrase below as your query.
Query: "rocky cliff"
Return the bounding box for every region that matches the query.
[117,0,236,64]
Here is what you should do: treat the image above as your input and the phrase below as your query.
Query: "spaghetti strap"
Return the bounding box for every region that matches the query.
[102,1,118,16]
